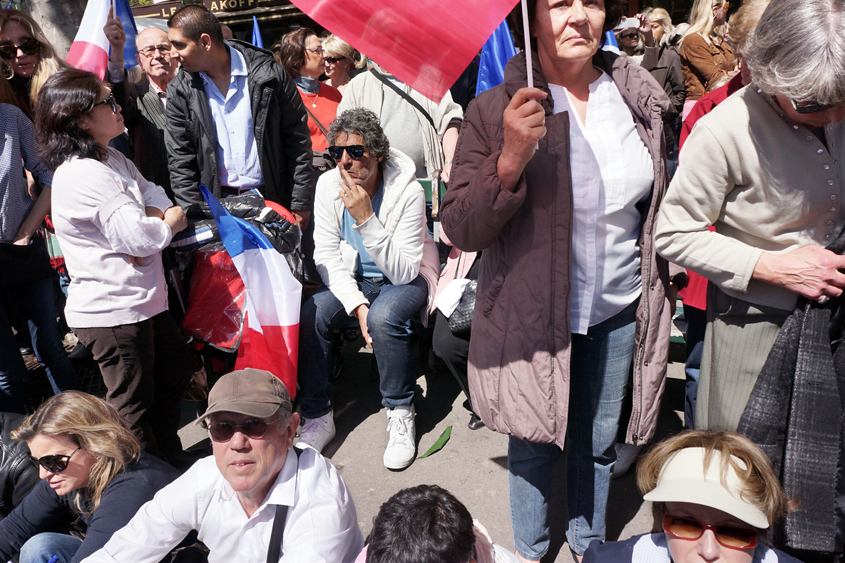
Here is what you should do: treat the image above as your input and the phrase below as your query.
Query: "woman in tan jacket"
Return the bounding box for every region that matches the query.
[679,0,737,119]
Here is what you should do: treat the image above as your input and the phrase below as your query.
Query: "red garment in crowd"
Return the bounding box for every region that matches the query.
[677,74,744,309]
[298,83,343,153]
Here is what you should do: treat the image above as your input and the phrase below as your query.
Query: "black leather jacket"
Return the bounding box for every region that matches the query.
[165,40,315,212]
[0,413,38,521]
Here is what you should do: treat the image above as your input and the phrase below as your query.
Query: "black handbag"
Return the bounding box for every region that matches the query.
[0,232,54,289]
[448,280,476,334]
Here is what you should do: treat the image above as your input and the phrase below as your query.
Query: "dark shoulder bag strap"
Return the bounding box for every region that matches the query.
[265,446,303,563]
[369,68,436,130]
[304,105,331,139]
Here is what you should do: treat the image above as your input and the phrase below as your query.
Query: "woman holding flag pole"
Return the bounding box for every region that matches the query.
[440,0,674,560]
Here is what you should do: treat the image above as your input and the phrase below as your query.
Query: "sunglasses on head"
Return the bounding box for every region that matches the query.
[0,37,41,60]
[29,447,81,473]
[324,56,344,64]
[93,93,117,114]
[790,97,840,114]
[328,145,366,160]
[663,515,758,550]
[204,417,278,442]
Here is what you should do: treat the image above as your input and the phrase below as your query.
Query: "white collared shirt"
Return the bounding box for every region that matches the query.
[200,46,263,189]
[549,70,654,334]
[80,448,363,563]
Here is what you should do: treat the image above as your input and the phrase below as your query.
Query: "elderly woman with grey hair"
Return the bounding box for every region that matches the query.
[296,108,439,470]
[655,0,845,433]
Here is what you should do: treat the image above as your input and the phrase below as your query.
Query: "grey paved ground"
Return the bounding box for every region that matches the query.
[179,334,688,563]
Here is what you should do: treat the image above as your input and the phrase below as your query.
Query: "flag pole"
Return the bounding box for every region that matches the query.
[521,0,533,89]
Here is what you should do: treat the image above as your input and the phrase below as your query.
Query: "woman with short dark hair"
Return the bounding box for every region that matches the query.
[279,27,342,156]
[441,0,674,559]
[34,69,193,463]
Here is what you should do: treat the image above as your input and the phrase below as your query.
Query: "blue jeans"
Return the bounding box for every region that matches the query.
[683,304,706,430]
[298,275,428,418]
[0,278,78,412]
[508,300,638,559]
[19,532,82,563]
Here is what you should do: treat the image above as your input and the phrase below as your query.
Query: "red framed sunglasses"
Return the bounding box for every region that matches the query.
[663,515,758,550]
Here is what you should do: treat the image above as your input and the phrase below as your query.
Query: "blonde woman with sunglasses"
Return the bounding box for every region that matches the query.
[584,431,800,563]
[0,10,72,116]
[0,392,178,563]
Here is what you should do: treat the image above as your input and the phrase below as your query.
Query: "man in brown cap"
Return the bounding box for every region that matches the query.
[81,368,364,563]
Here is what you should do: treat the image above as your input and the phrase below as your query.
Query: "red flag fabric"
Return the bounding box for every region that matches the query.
[289,0,519,102]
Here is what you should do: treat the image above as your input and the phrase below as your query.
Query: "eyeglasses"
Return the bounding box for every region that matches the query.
[306,46,324,56]
[138,44,172,58]
[0,37,41,60]
[324,56,344,64]
[620,32,639,39]
[790,97,841,114]
[93,93,117,114]
[663,515,758,550]
[29,447,81,473]
[205,417,278,442]
[328,144,366,160]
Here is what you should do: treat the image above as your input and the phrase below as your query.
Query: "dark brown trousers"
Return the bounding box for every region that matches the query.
[73,311,193,460]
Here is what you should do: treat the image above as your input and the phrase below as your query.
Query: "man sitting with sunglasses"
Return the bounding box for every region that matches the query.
[583,430,802,563]
[297,108,439,469]
[81,368,364,563]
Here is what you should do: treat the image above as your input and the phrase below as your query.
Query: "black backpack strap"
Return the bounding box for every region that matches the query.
[265,447,303,563]
[369,67,436,130]
[304,104,331,139]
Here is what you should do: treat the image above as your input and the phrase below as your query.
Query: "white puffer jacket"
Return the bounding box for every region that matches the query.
[313,148,441,321]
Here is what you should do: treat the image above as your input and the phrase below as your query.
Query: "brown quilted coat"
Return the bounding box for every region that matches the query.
[440,50,673,448]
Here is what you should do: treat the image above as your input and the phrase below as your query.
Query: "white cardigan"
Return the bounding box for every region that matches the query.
[313,148,440,318]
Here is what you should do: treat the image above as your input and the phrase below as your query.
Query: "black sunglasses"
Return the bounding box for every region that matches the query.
[93,93,117,114]
[0,37,41,60]
[29,447,81,473]
[204,417,278,442]
[790,97,839,114]
[328,145,366,161]
[324,56,344,64]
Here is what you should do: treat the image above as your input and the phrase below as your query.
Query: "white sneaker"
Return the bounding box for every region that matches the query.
[297,411,336,453]
[612,443,644,478]
[383,405,416,470]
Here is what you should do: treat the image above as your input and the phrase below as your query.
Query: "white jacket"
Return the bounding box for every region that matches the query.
[313,148,441,319]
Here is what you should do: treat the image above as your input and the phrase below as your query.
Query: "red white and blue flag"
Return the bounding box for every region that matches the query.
[67,0,138,80]
[200,187,302,396]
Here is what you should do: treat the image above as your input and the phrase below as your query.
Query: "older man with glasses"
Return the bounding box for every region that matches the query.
[102,15,179,201]
[81,368,363,563]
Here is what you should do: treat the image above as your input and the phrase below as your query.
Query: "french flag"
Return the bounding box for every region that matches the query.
[200,187,302,397]
[67,0,138,80]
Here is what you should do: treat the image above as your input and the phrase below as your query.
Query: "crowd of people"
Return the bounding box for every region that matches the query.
[0,0,844,561]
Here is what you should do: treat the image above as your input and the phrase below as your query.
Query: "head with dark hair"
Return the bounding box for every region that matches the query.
[508,0,624,55]
[34,69,109,171]
[278,27,318,79]
[366,485,475,563]
[167,5,223,43]
[328,108,390,169]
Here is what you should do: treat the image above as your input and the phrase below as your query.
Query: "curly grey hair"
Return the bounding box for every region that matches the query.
[328,108,390,168]
[745,0,845,105]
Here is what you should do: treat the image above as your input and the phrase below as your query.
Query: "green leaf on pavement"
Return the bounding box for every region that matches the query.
[417,426,452,459]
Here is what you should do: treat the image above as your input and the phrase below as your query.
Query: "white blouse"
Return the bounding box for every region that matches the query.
[549,70,654,334]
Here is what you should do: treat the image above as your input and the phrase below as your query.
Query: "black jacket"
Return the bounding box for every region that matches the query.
[0,451,178,563]
[165,40,315,211]
[0,413,39,522]
[642,43,685,153]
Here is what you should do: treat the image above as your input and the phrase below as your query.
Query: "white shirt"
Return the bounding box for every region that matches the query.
[549,71,654,334]
[201,47,263,189]
[81,448,363,563]
[52,148,173,328]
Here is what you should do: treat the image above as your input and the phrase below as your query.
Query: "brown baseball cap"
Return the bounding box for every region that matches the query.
[197,368,293,423]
